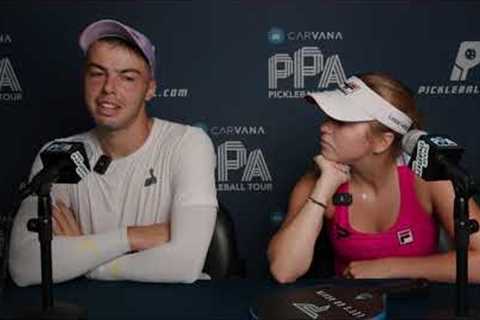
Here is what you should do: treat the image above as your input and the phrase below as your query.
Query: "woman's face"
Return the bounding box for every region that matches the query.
[319,117,375,164]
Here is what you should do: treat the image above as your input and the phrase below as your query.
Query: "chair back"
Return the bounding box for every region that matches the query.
[203,204,244,279]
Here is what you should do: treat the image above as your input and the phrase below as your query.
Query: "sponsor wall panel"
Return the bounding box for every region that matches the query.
[1,2,479,277]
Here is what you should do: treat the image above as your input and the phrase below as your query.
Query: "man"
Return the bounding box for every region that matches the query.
[9,19,218,286]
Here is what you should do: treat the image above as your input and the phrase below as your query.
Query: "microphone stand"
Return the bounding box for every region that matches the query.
[445,162,479,319]
[15,180,86,319]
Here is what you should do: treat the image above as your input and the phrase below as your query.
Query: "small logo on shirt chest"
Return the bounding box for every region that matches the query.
[144,169,157,187]
[397,229,414,245]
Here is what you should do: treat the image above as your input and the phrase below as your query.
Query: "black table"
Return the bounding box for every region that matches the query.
[1,278,479,319]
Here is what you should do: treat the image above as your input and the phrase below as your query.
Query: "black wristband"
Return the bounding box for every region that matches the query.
[308,197,327,209]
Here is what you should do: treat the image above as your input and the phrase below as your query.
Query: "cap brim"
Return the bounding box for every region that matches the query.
[305,90,374,122]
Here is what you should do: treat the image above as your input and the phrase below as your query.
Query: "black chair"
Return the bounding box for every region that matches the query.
[474,191,480,207]
[203,203,244,279]
[302,227,335,278]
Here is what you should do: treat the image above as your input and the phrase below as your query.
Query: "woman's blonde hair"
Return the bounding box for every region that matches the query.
[359,72,422,158]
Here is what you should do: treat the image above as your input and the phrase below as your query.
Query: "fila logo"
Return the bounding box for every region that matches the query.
[397,229,414,245]
[292,303,330,319]
[0,57,22,92]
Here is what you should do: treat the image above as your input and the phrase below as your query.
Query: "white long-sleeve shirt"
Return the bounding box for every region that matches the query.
[9,118,218,286]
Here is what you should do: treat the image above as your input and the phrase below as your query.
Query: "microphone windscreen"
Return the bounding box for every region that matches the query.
[39,141,91,184]
[401,129,427,155]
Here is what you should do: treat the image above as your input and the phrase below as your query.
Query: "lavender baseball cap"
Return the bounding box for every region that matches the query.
[79,19,156,77]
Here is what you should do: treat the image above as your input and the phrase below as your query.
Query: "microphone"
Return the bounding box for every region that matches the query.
[401,129,465,181]
[94,155,111,175]
[403,131,480,318]
[20,141,90,198]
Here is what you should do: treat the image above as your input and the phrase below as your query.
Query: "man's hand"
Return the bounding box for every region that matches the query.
[52,201,83,236]
[127,223,170,252]
[343,259,394,279]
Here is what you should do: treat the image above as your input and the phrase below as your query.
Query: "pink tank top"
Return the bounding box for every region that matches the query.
[328,166,438,276]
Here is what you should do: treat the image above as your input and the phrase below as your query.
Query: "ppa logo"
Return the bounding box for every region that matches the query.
[46,142,73,153]
[292,303,330,319]
[217,141,272,192]
[268,46,347,99]
[428,135,457,148]
[451,41,480,81]
[0,34,12,44]
[0,57,23,102]
[418,41,480,95]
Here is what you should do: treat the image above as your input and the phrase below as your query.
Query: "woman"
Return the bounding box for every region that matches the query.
[268,73,480,283]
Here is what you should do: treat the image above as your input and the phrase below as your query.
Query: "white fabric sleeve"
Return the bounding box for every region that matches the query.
[172,127,219,207]
[87,205,216,283]
[8,152,131,287]
[87,128,218,283]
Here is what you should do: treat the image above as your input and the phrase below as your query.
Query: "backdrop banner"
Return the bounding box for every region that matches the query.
[1,1,479,277]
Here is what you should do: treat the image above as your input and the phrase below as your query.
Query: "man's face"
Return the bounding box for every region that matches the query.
[84,40,155,132]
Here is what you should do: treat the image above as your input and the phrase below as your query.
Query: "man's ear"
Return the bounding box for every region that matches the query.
[373,131,395,155]
[145,79,156,102]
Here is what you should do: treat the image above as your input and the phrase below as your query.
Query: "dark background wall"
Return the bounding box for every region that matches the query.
[1,1,479,278]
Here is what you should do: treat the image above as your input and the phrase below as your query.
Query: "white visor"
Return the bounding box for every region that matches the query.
[305,76,412,135]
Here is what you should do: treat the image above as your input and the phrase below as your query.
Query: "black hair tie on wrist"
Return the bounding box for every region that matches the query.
[308,197,327,209]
